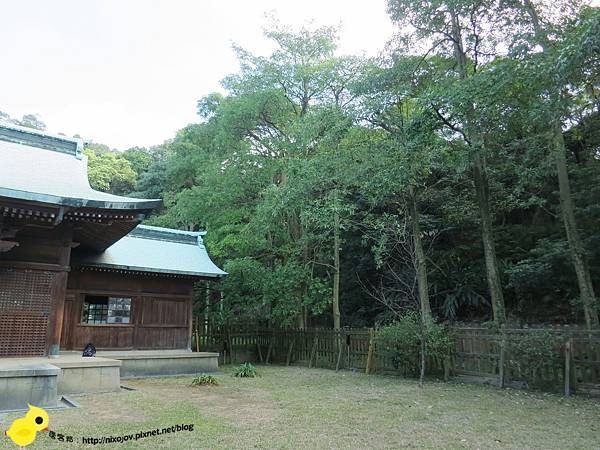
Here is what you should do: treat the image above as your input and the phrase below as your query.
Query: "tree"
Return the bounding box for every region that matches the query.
[512,1,599,329]
[0,111,46,130]
[138,9,600,331]
[18,114,46,131]
[213,24,362,329]
[386,0,510,325]
[84,147,137,194]
[350,56,451,325]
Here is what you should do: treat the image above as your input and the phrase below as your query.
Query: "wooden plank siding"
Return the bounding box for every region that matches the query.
[63,270,195,351]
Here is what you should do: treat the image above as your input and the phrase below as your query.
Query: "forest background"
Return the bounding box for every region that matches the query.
[4,0,600,331]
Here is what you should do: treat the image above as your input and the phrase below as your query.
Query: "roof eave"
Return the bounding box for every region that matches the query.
[0,187,162,210]
[76,263,228,279]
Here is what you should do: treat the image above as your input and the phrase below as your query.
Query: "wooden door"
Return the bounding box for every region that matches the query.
[60,293,76,350]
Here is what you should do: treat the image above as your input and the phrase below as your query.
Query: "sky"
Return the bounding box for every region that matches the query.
[0,0,396,150]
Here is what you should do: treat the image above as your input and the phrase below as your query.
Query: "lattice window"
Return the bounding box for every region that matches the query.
[0,314,48,356]
[0,268,55,356]
[82,295,131,324]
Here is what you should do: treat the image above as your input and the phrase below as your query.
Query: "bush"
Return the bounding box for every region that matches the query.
[233,362,258,378]
[376,312,451,377]
[191,374,219,386]
[505,331,564,389]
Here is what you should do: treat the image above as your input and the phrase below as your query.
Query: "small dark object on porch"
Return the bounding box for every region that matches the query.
[82,343,96,357]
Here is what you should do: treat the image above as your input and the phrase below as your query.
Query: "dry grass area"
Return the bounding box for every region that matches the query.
[1,366,599,449]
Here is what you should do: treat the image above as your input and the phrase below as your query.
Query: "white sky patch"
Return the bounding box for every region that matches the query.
[0,0,395,150]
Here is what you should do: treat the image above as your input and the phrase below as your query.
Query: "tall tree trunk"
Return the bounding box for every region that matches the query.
[281,169,310,330]
[419,327,426,388]
[332,208,341,330]
[408,186,432,324]
[522,0,599,329]
[450,9,506,325]
[219,290,224,320]
[553,123,599,329]
[472,152,506,324]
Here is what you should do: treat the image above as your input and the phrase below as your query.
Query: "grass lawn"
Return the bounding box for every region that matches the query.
[1,365,599,449]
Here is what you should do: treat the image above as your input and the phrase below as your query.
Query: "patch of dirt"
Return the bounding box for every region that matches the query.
[50,394,147,426]
[126,379,279,428]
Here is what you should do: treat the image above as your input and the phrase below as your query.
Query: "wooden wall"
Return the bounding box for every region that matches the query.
[0,223,72,356]
[63,270,194,351]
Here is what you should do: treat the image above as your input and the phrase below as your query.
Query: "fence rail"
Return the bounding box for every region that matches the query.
[191,322,600,396]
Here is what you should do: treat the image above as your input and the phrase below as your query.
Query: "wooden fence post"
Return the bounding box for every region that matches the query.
[565,338,572,397]
[346,333,351,369]
[498,331,506,388]
[265,335,273,364]
[286,336,295,366]
[335,332,343,372]
[309,331,318,368]
[227,330,234,365]
[257,340,264,363]
[365,328,375,375]
[221,337,227,366]
[443,354,450,382]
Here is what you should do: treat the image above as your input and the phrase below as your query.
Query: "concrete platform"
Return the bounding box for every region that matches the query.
[0,359,60,410]
[51,355,121,395]
[0,350,219,410]
[0,355,122,410]
[95,350,219,378]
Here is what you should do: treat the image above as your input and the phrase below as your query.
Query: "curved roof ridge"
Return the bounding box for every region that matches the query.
[136,224,207,236]
[73,224,227,278]
[129,225,203,245]
[0,123,162,210]
[0,120,83,158]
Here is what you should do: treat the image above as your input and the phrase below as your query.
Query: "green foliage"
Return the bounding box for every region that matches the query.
[84,147,137,194]
[0,111,46,130]
[376,312,452,376]
[191,374,219,386]
[505,331,565,389]
[119,6,600,329]
[122,147,154,175]
[233,362,258,378]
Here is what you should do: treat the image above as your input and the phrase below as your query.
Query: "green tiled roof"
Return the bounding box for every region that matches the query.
[73,225,227,278]
[0,122,161,210]
[0,123,226,278]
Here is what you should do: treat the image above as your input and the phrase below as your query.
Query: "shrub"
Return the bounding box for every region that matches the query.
[376,313,421,375]
[505,331,564,389]
[376,311,451,377]
[233,362,258,378]
[191,374,219,386]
